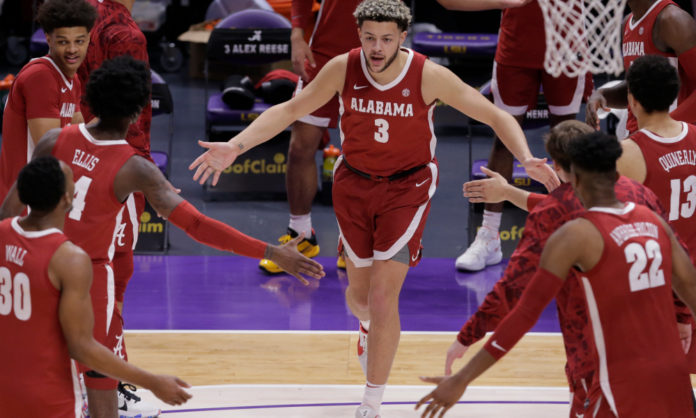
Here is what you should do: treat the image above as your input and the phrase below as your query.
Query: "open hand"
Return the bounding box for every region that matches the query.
[463,166,508,204]
[269,234,325,285]
[521,157,560,192]
[149,375,192,406]
[416,374,468,418]
[444,340,469,375]
[189,140,241,186]
[585,90,609,130]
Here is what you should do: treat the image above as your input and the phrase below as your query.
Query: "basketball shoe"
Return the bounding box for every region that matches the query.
[357,323,368,375]
[455,227,502,271]
[258,227,320,274]
[355,405,381,418]
[118,382,161,418]
[337,254,346,270]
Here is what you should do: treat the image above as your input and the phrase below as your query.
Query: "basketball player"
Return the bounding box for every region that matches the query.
[586,0,696,133]
[1,56,324,418]
[444,120,692,416]
[189,1,556,416]
[257,0,361,274]
[437,0,583,272]
[0,0,95,202]
[77,2,158,412]
[0,156,191,417]
[418,131,696,418]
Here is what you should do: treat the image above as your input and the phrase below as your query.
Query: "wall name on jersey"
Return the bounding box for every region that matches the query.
[609,221,659,247]
[350,98,414,117]
[658,149,696,172]
[72,149,100,172]
[60,102,76,119]
[5,245,27,267]
[622,41,645,57]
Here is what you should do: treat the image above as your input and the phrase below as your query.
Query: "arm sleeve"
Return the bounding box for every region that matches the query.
[526,193,546,211]
[291,0,314,29]
[168,201,268,259]
[23,70,62,119]
[671,45,696,123]
[483,268,564,360]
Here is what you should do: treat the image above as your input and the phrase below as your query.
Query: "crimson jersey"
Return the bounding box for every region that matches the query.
[292,0,360,60]
[622,0,696,133]
[580,203,692,417]
[495,0,545,68]
[630,122,696,253]
[77,0,151,159]
[339,48,436,176]
[52,124,135,264]
[0,218,80,417]
[0,57,80,201]
[458,177,672,384]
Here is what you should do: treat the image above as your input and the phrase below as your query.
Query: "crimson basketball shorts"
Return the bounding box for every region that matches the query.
[491,61,592,116]
[295,52,340,130]
[78,262,127,390]
[332,157,438,268]
[113,192,145,303]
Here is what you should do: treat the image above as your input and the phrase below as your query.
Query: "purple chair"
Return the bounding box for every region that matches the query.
[412,32,498,57]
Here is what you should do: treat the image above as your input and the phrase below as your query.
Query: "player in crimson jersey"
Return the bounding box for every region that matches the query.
[257,0,362,274]
[418,131,696,418]
[0,156,191,417]
[189,1,556,416]
[442,120,693,417]
[0,0,95,202]
[1,56,324,418]
[438,0,586,272]
[586,0,696,133]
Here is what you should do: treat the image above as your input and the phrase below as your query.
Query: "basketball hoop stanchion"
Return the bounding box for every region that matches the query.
[538,0,628,77]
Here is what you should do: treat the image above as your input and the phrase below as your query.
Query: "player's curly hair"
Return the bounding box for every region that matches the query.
[36,0,97,34]
[18,156,66,212]
[627,54,680,114]
[354,0,412,32]
[86,56,151,120]
[567,132,623,173]
[545,120,594,172]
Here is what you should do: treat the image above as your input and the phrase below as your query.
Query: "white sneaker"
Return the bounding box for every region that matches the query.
[455,227,503,271]
[118,383,161,418]
[357,323,368,376]
[355,405,381,418]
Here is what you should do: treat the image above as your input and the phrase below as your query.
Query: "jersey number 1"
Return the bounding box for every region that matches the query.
[0,267,31,321]
[625,239,665,292]
[69,176,93,221]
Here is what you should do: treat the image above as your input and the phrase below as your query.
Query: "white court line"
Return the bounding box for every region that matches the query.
[125,329,562,336]
[186,383,570,391]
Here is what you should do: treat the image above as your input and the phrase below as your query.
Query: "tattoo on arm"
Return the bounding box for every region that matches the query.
[237,143,244,151]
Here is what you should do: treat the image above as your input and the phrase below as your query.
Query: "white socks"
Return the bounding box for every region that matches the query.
[289,213,312,238]
[360,320,370,332]
[362,381,385,412]
[481,210,501,233]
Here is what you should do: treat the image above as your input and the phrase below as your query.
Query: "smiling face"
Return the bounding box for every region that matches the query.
[358,20,407,74]
[45,26,90,78]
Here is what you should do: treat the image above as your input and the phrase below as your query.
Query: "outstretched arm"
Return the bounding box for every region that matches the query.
[422,61,559,191]
[189,55,347,185]
[54,242,192,406]
[463,166,533,211]
[118,156,325,283]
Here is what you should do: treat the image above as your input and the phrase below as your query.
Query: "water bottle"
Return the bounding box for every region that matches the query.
[320,144,341,204]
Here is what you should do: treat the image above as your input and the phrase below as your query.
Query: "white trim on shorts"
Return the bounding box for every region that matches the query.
[295,77,332,128]
[125,194,139,250]
[491,61,528,116]
[547,72,585,116]
[106,263,115,335]
[70,360,82,418]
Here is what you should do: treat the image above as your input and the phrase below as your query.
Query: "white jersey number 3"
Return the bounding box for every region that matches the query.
[668,176,696,221]
[0,267,31,321]
[625,239,665,292]
[374,118,389,143]
[69,176,93,221]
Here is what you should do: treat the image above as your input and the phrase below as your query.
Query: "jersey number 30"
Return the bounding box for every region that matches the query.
[625,239,665,292]
[0,267,31,321]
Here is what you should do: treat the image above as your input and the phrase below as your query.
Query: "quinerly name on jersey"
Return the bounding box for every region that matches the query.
[609,221,659,246]
[72,149,100,172]
[60,102,76,119]
[350,97,414,117]
[658,149,696,172]
[623,41,645,57]
[5,244,27,267]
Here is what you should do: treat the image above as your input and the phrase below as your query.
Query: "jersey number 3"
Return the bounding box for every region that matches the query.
[668,176,696,221]
[625,239,665,292]
[0,267,31,321]
[374,119,389,143]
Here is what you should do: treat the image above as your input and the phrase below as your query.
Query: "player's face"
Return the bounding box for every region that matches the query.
[358,21,407,74]
[45,27,90,77]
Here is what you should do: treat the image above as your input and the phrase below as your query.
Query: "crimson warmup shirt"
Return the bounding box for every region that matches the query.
[77,0,151,159]
[0,57,80,201]
[339,48,436,176]
[0,217,78,417]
